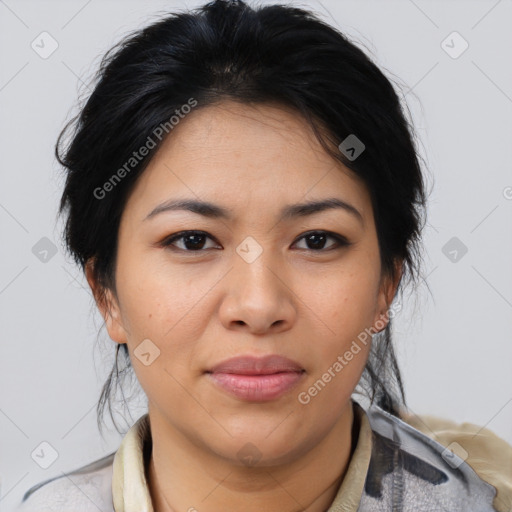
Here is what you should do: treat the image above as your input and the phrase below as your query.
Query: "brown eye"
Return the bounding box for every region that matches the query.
[293,231,351,251]
[161,231,220,251]
[160,230,350,254]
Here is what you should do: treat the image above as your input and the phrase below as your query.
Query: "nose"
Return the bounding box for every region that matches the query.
[218,248,297,335]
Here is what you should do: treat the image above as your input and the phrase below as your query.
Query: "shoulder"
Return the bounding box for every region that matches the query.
[359,404,511,511]
[400,409,512,512]
[14,452,115,512]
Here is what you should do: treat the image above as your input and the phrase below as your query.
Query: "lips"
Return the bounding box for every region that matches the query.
[208,354,304,375]
[206,355,305,401]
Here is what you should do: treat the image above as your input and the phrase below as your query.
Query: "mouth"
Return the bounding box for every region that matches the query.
[205,354,305,402]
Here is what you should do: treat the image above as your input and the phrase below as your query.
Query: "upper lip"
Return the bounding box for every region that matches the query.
[207,355,304,375]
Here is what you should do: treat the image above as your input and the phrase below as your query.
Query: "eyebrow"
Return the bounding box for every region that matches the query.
[144,197,364,225]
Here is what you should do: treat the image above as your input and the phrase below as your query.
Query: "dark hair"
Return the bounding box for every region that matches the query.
[56,0,429,435]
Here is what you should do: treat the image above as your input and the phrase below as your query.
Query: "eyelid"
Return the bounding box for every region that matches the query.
[292,230,352,250]
[159,229,351,252]
[160,230,220,250]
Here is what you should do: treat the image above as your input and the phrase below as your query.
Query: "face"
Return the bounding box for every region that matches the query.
[88,100,398,466]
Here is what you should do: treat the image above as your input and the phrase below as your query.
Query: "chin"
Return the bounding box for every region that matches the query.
[204,426,310,467]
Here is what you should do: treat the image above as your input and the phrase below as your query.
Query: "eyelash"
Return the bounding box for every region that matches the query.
[160,230,352,253]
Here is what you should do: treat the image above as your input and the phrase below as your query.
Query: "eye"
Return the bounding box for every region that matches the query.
[160,229,351,253]
[292,230,351,251]
[160,230,220,252]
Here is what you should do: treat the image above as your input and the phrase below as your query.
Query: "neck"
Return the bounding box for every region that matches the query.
[147,401,357,512]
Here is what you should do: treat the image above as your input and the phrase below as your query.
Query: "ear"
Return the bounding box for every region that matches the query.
[372,260,403,332]
[85,259,128,344]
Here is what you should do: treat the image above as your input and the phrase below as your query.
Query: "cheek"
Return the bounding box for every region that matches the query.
[300,257,379,381]
[115,258,225,385]
[311,260,380,336]
[298,276,374,413]
[116,248,203,335]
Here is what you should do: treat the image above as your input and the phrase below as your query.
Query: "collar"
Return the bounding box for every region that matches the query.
[111,400,372,512]
[112,412,154,512]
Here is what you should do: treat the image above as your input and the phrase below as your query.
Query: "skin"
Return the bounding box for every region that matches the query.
[87,100,401,512]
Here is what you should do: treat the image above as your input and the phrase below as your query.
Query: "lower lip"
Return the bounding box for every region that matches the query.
[207,371,304,401]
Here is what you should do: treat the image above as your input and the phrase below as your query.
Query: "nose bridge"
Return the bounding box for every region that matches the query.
[232,234,282,295]
[219,233,295,331]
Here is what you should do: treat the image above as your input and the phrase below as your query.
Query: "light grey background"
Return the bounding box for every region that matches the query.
[1,0,511,510]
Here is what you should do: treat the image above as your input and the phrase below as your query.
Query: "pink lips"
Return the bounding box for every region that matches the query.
[206,355,305,401]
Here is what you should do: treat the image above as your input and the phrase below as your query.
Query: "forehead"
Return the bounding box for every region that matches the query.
[123,100,372,222]
[162,100,338,167]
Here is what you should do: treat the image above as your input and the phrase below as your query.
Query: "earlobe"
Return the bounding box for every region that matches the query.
[374,262,403,332]
[85,260,128,344]
[101,288,129,344]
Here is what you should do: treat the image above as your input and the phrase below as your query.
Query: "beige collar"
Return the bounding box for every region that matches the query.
[112,413,154,512]
[111,401,372,512]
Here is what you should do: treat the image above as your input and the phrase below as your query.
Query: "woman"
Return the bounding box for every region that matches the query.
[16,0,512,511]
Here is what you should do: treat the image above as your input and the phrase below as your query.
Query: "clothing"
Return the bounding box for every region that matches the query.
[15,400,512,511]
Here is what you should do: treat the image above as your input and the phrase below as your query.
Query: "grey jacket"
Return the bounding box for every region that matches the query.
[358,406,498,511]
